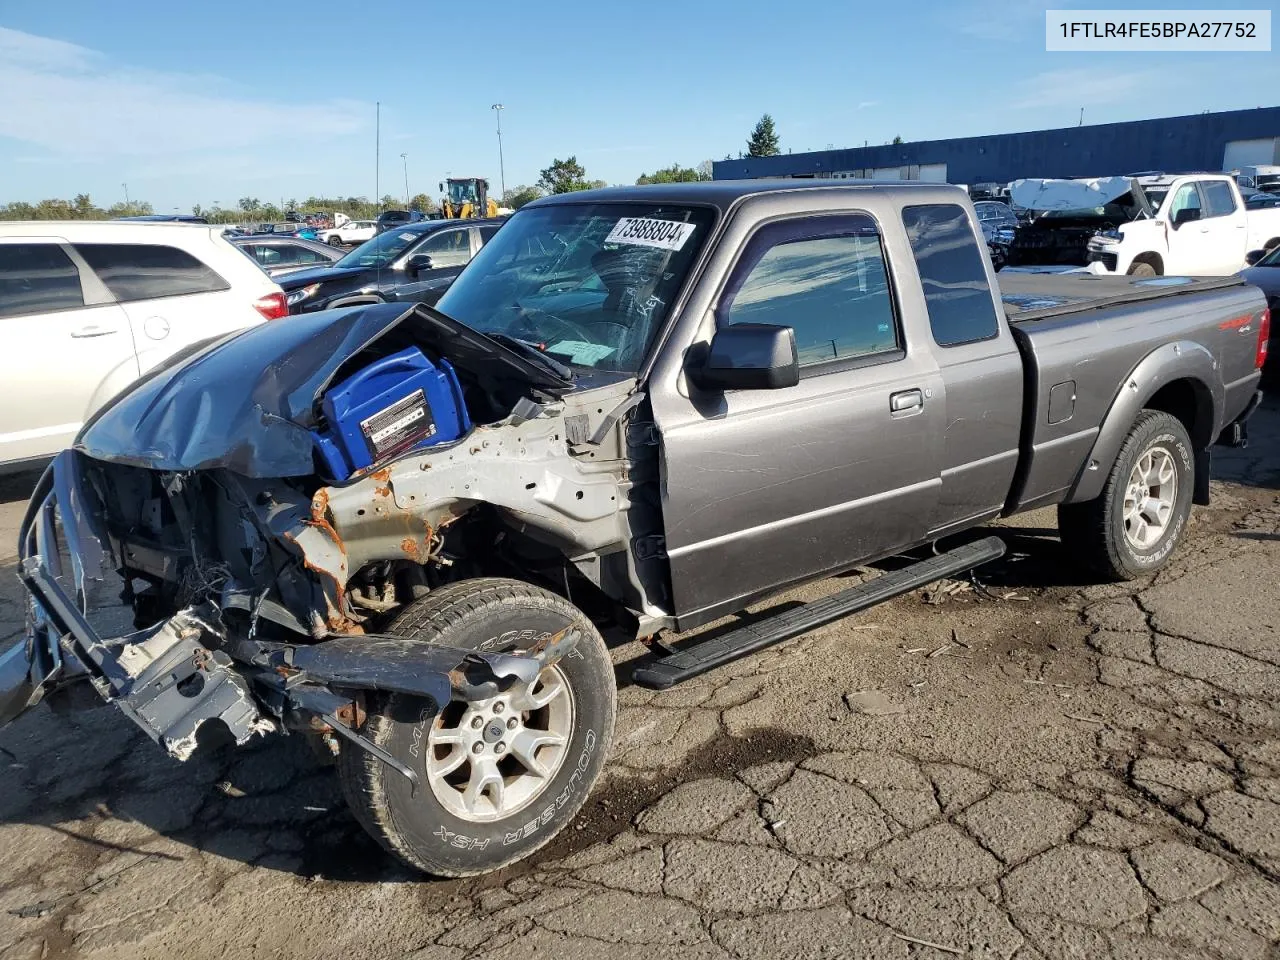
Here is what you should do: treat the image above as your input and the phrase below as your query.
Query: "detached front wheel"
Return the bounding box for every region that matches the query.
[1058,410,1194,580]
[338,578,616,876]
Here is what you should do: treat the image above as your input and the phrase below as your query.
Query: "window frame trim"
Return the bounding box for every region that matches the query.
[713,211,907,380]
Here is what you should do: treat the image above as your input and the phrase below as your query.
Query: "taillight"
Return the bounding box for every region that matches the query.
[1257,306,1271,369]
[253,292,289,321]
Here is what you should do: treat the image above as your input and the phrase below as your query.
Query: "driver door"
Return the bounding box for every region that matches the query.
[1165,183,1215,275]
[653,214,944,625]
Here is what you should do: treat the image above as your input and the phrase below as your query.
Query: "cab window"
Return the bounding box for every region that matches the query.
[719,215,900,371]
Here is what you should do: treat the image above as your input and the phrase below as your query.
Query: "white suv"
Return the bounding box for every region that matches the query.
[318,219,377,246]
[0,222,286,471]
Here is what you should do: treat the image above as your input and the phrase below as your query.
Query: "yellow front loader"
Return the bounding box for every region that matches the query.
[440,177,499,218]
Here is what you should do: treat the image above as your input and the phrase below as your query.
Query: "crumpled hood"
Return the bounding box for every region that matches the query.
[76,302,573,478]
[1010,176,1151,215]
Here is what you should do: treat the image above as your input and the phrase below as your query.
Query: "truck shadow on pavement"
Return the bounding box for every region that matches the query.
[0,641,816,890]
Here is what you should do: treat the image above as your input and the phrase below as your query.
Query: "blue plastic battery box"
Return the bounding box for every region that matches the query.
[313,346,470,481]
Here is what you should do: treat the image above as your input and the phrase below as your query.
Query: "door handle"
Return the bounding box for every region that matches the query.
[890,389,924,414]
[69,325,117,338]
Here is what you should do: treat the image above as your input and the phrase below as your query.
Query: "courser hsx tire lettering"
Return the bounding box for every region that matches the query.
[1058,410,1195,581]
[337,578,616,877]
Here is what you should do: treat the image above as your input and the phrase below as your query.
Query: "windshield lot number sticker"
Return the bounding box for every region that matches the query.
[606,217,696,251]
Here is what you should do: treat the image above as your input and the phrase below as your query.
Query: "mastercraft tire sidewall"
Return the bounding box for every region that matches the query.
[1109,429,1194,573]
[376,610,613,876]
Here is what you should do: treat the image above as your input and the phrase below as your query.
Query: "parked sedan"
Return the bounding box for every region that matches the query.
[230,235,343,277]
[279,217,506,313]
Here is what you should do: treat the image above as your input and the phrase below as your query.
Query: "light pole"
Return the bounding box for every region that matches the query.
[400,153,410,209]
[122,183,130,206]
[491,104,506,200]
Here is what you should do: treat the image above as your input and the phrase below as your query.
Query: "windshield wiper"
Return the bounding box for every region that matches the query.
[486,333,575,381]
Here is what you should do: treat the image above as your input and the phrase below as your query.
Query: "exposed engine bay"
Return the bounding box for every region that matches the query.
[15,303,669,763]
[1004,176,1154,268]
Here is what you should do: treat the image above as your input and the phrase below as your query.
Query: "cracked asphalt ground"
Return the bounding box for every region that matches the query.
[3,406,1280,960]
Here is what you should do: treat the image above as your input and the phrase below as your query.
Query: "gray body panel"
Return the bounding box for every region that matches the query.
[1003,276,1263,510]
[625,181,1264,626]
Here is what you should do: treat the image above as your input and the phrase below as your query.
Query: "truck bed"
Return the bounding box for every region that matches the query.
[998,272,1249,322]
[997,272,1264,513]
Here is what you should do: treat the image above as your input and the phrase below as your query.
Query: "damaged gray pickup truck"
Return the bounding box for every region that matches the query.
[2,181,1267,877]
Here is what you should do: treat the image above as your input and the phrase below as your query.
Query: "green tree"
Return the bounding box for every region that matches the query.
[106,201,153,217]
[408,193,438,213]
[0,201,36,220]
[538,156,593,194]
[379,194,397,211]
[891,135,904,145]
[636,163,711,185]
[746,114,781,157]
[238,197,260,213]
[502,185,543,210]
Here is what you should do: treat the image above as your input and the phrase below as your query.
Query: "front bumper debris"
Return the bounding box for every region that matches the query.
[12,451,579,775]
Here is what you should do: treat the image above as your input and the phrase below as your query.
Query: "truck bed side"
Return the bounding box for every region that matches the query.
[1000,273,1265,514]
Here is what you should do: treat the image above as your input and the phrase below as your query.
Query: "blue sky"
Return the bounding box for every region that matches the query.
[1,0,1276,211]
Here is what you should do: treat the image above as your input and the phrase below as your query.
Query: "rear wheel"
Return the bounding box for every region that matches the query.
[337,578,616,876]
[1058,410,1194,580]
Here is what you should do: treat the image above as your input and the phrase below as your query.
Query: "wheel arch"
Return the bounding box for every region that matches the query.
[1127,252,1164,275]
[1065,342,1222,506]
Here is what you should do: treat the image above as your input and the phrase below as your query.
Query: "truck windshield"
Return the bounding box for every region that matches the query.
[436,202,716,375]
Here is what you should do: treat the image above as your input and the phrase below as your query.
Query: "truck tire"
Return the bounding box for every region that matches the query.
[1127,261,1158,277]
[328,235,344,247]
[337,578,616,876]
[1058,410,1194,581]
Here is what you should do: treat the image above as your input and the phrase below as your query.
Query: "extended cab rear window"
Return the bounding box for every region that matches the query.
[901,204,1000,347]
[74,243,230,302]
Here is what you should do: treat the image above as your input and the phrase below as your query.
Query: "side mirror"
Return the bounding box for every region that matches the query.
[405,253,435,275]
[1172,207,1201,226]
[693,323,799,391]
[1245,249,1266,266]
[438,182,444,193]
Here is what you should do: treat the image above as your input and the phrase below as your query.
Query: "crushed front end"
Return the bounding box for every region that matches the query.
[9,449,578,776]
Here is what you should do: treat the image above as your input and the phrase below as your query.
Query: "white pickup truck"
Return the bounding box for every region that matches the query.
[1008,174,1280,277]
[1087,174,1280,276]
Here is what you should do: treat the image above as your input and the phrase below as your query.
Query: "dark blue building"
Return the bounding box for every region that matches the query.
[712,107,1280,186]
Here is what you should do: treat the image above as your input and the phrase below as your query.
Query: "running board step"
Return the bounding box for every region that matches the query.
[632,536,1006,690]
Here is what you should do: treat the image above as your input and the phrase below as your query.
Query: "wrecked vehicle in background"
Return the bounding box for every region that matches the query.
[1005,174,1280,277]
[1,181,1266,878]
[1002,176,1155,269]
